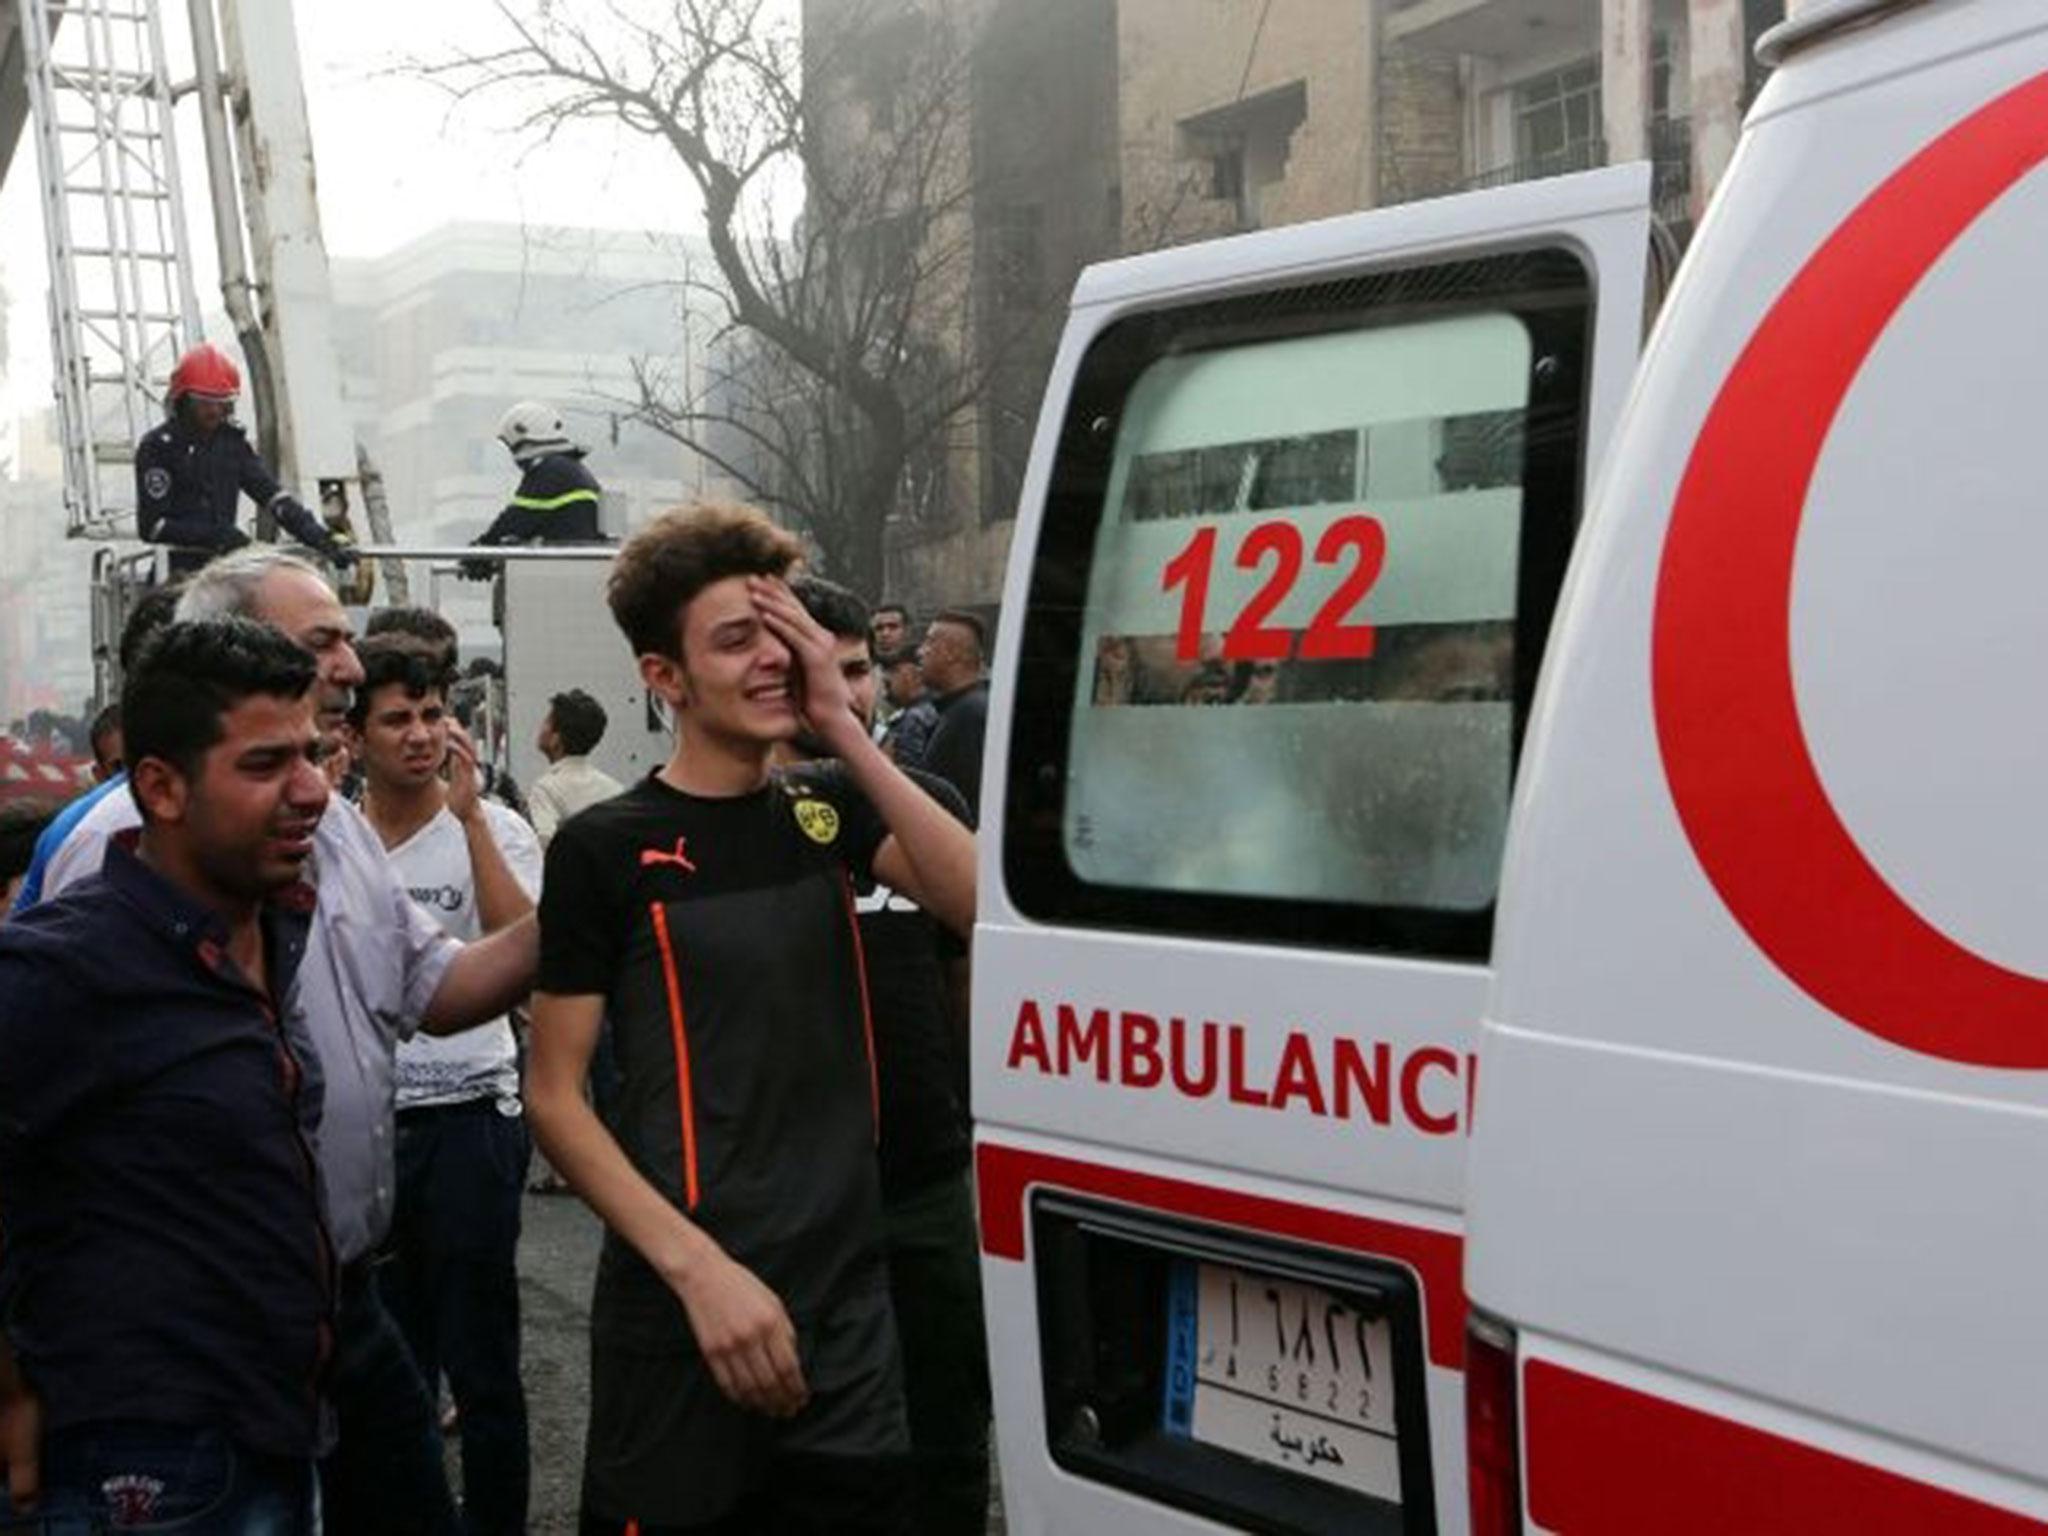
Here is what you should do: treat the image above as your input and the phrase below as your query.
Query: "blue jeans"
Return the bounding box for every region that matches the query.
[379,1099,530,1536]
[318,1263,458,1536]
[0,1420,315,1534]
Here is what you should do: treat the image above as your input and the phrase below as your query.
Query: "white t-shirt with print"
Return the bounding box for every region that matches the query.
[390,800,543,1110]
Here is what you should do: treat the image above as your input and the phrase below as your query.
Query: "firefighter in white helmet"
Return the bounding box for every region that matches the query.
[469,401,605,554]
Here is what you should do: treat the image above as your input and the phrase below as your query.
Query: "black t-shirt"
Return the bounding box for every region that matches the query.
[538,764,888,1348]
[851,767,972,1199]
[923,680,989,818]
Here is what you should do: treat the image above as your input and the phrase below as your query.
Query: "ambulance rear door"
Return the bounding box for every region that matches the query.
[974,165,1650,1536]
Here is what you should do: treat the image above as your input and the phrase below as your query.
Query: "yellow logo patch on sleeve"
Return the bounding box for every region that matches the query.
[793,798,841,845]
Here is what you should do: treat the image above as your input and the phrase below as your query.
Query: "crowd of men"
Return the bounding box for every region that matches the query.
[0,501,996,1536]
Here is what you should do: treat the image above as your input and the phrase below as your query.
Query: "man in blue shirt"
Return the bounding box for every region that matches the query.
[0,618,337,1533]
[25,548,541,1536]
[135,343,351,576]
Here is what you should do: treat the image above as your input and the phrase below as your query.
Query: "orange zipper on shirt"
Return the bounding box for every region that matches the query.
[839,873,882,1145]
[648,902,701,1210]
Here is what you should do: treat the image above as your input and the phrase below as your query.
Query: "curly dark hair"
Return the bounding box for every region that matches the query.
[117,582,185,676]
[607,500,803,660]
[365,606,459,680]
[348,635,448,731]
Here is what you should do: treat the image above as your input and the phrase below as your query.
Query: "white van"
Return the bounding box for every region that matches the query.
[971,161,1653,1530]
[1465,0,2048,1530]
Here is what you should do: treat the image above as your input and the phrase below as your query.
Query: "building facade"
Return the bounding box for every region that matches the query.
[1378,0,1793,236]
[814,0,1810,621]
[1113,0,1804,247]
[790,0,1118,622]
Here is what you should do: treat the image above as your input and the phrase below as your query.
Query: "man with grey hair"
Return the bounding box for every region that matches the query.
[23,548,538,1536]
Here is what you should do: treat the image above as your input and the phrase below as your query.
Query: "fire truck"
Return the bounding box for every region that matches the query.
[2,0,664,789]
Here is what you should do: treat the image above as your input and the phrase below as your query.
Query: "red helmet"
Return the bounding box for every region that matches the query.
[167,343,242,405]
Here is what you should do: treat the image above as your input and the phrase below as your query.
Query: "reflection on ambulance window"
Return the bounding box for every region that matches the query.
[1090,624,1513,708]
[1117,408,1524,525]
[1063,309,1531,914]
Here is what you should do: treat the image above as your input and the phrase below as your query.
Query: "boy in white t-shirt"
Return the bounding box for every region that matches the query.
[348,636,542,1536]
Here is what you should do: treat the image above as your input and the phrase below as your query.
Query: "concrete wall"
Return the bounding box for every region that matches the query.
[807,0,1120,615]
[1117,0,1377,247]
[835,0,1793,621]
[1376,38,1467,206]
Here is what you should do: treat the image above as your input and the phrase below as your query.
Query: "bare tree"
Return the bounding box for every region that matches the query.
[416,0,1046,598]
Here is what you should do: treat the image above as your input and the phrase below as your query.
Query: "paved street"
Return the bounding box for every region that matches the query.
[503,1192,1004,1534]
[512,1191,605,1534]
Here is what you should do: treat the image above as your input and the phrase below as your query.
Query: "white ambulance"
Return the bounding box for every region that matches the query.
[972,141,1653,1536]
[1461,0,2048,1529]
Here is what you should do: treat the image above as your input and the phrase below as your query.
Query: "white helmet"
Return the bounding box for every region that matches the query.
[496,400,578,465]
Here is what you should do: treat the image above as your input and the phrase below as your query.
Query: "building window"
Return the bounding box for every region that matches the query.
[1513,58,1603,177]
[848,12,924,136]
[1177,79,1308,230]
[854,210,924,299]
[1210,145,1245,204]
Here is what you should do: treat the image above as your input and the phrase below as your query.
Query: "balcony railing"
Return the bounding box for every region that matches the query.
[1457,138,1608,194]
[1459,116,1696,232]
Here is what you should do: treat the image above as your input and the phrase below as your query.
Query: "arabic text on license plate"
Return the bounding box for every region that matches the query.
[1162,1259,1401,1502]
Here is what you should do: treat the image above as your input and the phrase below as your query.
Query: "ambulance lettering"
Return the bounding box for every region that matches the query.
[1004,997,1473,1135]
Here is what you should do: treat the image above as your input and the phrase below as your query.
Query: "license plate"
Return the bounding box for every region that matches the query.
[1162,1258,1402,1503]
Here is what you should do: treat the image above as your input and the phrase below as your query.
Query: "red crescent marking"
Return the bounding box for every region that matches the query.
[1653,71,2048,1068]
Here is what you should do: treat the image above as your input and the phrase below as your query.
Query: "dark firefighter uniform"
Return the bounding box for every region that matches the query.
[472,450,603,547]
[136,418,341,573]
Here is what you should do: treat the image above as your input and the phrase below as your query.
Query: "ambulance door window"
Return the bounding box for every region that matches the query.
[1004,249,1594,959]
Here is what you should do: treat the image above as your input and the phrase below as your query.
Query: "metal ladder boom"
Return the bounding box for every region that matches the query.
[20,0,200,539]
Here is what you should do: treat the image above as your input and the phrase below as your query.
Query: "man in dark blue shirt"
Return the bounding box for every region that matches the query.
[779,579,989,1536]
[915,610,991,819]
[136,343,349,575]
[0,617,337,1534]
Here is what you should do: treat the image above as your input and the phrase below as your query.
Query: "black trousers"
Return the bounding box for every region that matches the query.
[884,1170,991,1536]
[319,1260,460,1535]
[379,1098,532,1536]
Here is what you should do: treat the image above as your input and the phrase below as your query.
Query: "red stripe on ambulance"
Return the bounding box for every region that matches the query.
[1003,998,1473,1135]
[1524,1360,2045,1534]
[975,1140,1467,1368]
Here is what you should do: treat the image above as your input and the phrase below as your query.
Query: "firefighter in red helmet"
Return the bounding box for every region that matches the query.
[136,343,352,575]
